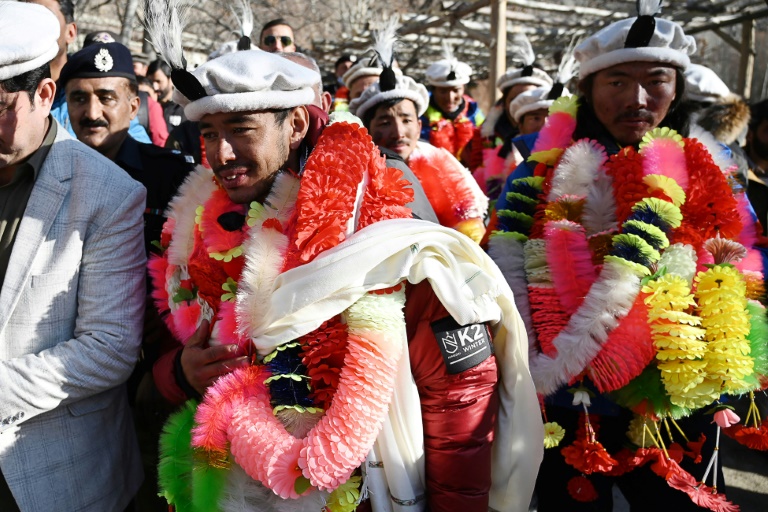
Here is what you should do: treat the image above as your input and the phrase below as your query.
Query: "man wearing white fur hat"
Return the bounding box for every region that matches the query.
[420,45,485,168]
[482,33,552,153]
[144,3,541,511]
[350,61,489,244]
[0,2,146,510]
[487,1,768,511]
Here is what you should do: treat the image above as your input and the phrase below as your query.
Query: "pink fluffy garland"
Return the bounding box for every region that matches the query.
[530,111,577,155]
[544,220,598,314]
[191,319,401,499]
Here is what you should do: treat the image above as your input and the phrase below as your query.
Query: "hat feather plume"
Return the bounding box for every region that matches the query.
[144,0,190,70]
[507,32,535,67]
[230,0,253,39]
[441,41,457,64]
[637,0,662,16]
[555,36,580,86]
[370,17,399,68]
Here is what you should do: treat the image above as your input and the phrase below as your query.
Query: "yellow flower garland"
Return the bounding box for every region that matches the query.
[694,265,753,392]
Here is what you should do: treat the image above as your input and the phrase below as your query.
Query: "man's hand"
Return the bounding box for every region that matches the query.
[180,320,249,395]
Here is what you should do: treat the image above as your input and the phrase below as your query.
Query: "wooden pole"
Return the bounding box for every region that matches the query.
[489,0,507,103]
[738,19,755,100]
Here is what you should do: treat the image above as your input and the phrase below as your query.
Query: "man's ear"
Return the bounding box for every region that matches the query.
[36,78,56,113]
[288,106,310,150]
[65,22,77,47]
[129,92,140,120]
[321,91,332,113]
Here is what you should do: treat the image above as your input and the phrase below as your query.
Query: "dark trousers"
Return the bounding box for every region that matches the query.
[535,406,725,512]
[0,469,20,512]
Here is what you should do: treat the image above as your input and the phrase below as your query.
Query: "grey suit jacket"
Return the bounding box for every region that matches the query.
[0,126,146,511]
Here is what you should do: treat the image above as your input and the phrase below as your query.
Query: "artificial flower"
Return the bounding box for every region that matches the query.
[529,147,565,166]
[611,233,661,266]
[726,423,768,450]
[684,433,707,463]
[566,475,598,502]
[543,422,566,448]
[632,197,683,229]
[626,415,656,448]
[640,127,685,150]
[703,236,747,265]
[550,95,579,117]
[658,243,698,284]
[326,476,362,512]
[545,196,585,222]
[712,408,740,428]
[623,219,670,250]
[667,466,740,512]
[561,439,617,474]
[643,174,686,207]
[572,389,592,407]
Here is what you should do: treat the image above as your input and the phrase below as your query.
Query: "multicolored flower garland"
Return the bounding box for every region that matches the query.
[152,119,415,511]
[490,95,768,510]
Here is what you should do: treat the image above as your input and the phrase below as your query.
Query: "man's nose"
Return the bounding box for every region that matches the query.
[85,96,102,121]
[394,120,407,139]
[628,83,650,109]
[210,136,236,166]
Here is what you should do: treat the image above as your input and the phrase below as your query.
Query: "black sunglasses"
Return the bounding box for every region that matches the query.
[263,35,292,47]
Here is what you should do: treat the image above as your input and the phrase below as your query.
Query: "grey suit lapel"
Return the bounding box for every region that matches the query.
[0,126,73,334]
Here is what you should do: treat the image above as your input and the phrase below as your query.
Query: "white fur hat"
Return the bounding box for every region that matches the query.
[0,1,59,81]
[342,60,382,88]
[508,86,570,124]
[496,67,553,93]
[349,74,429,121]
[685,63,730,103]
[575,1,696,78]
[173,50,317,121]
[426,43,473,87]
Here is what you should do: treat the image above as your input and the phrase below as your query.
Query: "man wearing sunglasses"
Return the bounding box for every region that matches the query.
[259,18,296,53]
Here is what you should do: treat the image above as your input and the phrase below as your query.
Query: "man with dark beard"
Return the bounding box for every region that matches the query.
[488,1,768,511]
[747,99,768,234]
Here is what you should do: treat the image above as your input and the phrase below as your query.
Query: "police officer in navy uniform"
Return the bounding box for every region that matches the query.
[59,41,193,512]
[59,42,193,256]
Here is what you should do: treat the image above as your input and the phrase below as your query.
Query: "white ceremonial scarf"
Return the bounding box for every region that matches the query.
[246,218,542,512]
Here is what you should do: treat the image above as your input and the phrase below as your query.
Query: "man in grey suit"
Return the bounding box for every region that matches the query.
[0,3,145,510]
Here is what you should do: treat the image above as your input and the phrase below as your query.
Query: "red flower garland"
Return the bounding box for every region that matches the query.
[300,316,349,410]
[284,122,368,268]
[605,147,647,224]
[675,138,742,249]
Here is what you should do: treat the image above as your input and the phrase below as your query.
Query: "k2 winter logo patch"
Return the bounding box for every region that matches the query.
[431,316,493,374]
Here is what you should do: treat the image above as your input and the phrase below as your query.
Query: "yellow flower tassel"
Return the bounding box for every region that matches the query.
[642,274,712,408]
[694,265,753,393]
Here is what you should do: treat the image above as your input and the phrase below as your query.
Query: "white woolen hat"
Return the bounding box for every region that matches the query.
[349,75,429,120]
[684,63,730,103]
[575,12,696,78]
[0,1,60,81]
[496,66,553,93]
[425,59,473,87]
[509,86,570,124]
[342,60,382,88]
[173,50,317,121]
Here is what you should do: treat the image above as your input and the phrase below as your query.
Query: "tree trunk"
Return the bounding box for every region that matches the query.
[120,0,140,46]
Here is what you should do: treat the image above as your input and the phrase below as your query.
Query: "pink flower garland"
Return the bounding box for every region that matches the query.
[194,322,401,498]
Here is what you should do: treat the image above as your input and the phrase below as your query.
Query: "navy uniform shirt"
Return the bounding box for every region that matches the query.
[114,136,194,256]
